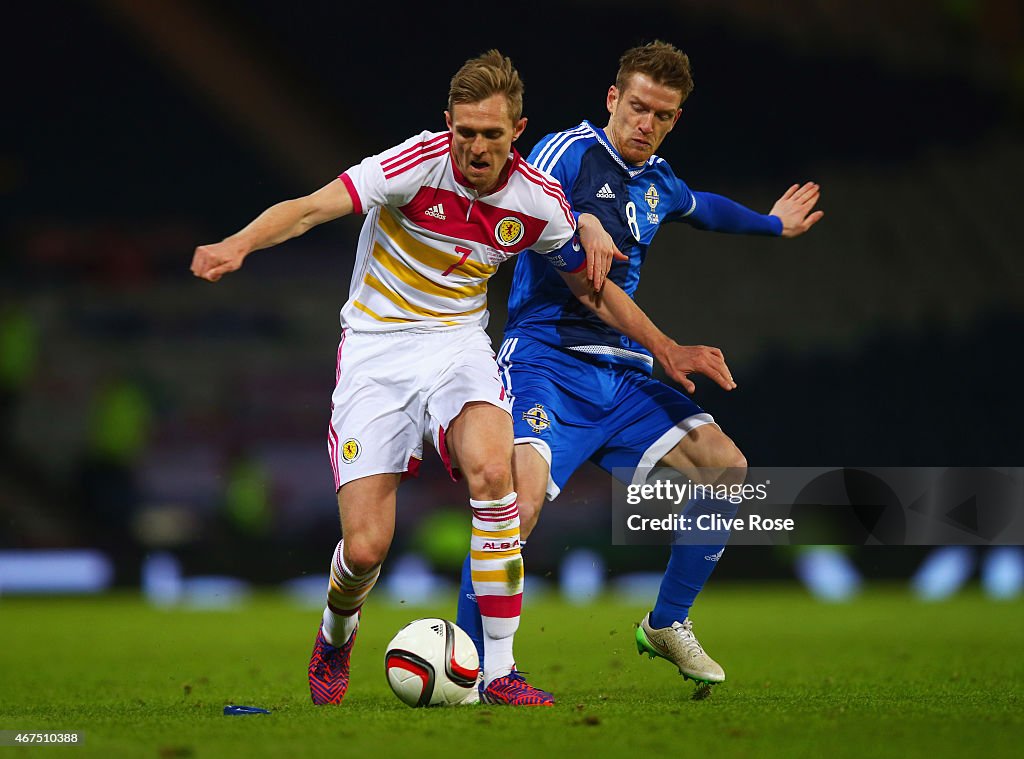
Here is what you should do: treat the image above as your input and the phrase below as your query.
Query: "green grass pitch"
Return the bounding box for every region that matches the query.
[1,585,1021,758]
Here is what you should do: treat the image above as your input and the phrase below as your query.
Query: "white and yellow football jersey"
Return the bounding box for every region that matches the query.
[337,131,577,332]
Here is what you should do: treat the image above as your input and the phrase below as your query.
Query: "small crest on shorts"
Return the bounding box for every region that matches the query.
[495,216,525,247]
[341,438,361,463]
[522,404,550,433]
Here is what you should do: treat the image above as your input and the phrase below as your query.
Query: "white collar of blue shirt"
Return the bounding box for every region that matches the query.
[586,120,659,179]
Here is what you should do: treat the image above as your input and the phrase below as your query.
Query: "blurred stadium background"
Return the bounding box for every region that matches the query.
[2,0,1022,602]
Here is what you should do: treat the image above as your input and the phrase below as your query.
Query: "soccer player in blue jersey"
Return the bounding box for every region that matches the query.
[457,41,823,690]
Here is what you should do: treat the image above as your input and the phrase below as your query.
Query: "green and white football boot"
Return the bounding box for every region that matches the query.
[636,613,725,685]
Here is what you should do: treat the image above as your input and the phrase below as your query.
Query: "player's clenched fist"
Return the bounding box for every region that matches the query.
[190,240,248,282]
[654,343,737,395]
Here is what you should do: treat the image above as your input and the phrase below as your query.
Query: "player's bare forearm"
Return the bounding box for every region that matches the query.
[560,270,674,361]
[190,199,311,282]
[191,178,354,282]
[558,270,736,394]
[239,199,317,250]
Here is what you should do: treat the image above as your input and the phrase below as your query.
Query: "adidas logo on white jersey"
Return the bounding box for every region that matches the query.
[596,183,616,199]
[424,203,446,220]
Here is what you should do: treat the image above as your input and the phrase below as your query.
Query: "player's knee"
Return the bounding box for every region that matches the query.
[344,537,389,575]
[688,434,747,486]
[464,460,513,500]
[718,444,747,486]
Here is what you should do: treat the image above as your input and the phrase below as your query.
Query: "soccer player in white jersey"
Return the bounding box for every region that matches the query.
[191,50,705,707]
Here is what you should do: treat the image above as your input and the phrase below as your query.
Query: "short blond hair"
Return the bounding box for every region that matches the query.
[448,50,524,122]
[616,41,694,103]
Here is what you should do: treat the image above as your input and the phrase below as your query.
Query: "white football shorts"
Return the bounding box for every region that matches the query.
[327,325,512,490]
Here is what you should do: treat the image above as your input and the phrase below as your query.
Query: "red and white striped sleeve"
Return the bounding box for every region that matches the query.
[338,131,449,215]
[516,161,577,254]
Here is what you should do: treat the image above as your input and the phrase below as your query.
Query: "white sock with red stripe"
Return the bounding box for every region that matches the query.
[469,492,523,685]
[321,539,380,647]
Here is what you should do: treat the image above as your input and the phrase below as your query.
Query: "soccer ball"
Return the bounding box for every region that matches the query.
[385,618,480,707]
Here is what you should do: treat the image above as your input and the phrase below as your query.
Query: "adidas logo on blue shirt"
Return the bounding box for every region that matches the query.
[596,183,615,199]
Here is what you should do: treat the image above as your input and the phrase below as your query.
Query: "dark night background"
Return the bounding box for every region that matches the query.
[2,0,1022,586]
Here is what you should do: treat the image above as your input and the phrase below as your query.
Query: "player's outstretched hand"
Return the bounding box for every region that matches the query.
[770,182,824,238]
[578,212,629,292]
[655,343,736,395]
[191,240,248,282]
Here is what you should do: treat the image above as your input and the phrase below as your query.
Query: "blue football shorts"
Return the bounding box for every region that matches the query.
[497,335,715,500]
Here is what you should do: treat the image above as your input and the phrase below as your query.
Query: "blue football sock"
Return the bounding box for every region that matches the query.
[455,552,484,661]
[651,497,736,629]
